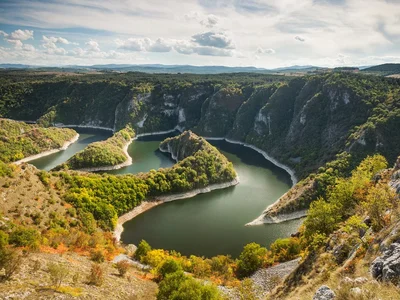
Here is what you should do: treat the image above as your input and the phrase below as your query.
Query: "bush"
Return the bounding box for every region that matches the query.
[0,230,9,249]
[134,240,151,262]
[90,249,105,263]
[236,243,267,278]
[157,271,187,300]
[158,259,182,280]
[0,248,22,281]
[47,262,69,288]
[157,270,221,300]
[88,263,104,286]
[116,260,130,277]
[9,227,40,249]
[270,238,301,262]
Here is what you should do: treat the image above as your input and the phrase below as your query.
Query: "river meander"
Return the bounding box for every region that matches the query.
[30,128,303,258]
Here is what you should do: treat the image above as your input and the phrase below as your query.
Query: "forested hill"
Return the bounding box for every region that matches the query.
[0,71,399,178]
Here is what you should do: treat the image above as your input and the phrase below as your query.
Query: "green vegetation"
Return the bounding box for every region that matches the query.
[157,270,221,300]
[60,126,134,169]
[0,119,77,163]
[59,131,236,231]
[236,243,268,278]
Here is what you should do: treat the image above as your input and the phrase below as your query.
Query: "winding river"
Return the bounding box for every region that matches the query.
[30,128,302,258]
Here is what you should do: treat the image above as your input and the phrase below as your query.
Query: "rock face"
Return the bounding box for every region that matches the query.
[313,286,336,300]
[371,242,400,283]
[390,157,400,194]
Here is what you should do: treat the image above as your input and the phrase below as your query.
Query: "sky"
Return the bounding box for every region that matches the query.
[0,0,399,68]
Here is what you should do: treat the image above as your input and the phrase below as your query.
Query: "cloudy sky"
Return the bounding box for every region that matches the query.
[0,0,399,68]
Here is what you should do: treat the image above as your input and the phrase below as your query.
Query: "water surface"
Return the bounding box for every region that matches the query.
[31,130,302,258]
[29,128,111,171]
[118,139,302,258]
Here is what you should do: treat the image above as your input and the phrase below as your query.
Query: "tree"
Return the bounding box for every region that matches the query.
[134,240,152,262]
[157,271,187,300]
[363,183,394,231]
[304,197,341,238]
[9,227,40,249]
[158,259,182,280]
[237,243,267,278]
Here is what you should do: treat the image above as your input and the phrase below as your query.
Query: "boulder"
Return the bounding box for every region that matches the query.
[313,285,336,300]
[370,242,400,283]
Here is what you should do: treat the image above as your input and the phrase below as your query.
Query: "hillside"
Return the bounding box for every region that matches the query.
[0,118,78,163]
[362,63,400,75]
[58,126,135,171]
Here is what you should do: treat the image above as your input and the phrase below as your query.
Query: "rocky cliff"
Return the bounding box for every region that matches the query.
[1,72,399,219]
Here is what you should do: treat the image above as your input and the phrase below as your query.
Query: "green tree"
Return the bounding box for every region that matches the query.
[9,227,40,249]
[304,198,341,238]
[158,259,182,280]
[134,240,152,262]
[237,243,267,278]
[363,183,394,231]
[157,271,187,300]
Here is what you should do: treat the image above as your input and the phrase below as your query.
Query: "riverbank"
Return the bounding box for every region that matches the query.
[54,124,114,132]
[245,209,307,226]
[13,133,80,165]
[204,137,297,186]
[202,136,303,226]
[74,127,183,172]
[114,176,239,241]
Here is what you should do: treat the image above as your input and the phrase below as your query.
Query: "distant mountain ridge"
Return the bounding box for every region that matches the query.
[2,63,400,75]
[0,63,320,74]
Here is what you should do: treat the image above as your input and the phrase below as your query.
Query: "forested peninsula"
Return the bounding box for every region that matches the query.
[0,71,399,299]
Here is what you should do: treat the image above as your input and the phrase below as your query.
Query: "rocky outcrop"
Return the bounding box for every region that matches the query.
[371,242,400,283]
[390,157,400,194]
[313,286,336,300]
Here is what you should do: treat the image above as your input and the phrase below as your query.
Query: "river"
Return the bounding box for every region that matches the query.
[30,129,302,258]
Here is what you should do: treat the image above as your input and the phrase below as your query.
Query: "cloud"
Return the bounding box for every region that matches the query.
[22,44,35,52]
[192,31,235,49]
[116,38,144,51]
[146,38,172,52]
[43,36,72,45]
[116,38,172,52]
[42,35,69,55]
[256,47,275,54]
[0,31,8,37]
[86,40,101,52]
[173,41,234,57]
[9,29,33,41]
[294,35,306,42]
[195,46,233,56]
[7,39,23,49]
[200,15,219,28]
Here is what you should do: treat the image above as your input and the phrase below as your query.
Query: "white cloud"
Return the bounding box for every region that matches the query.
[294,35,305,42]
[9,29,33,41]
[7,39,23,49]
[192,31,235,49]
[116,37,172,52]
[200,14,219,28]
[0,0,400,67]
[256,47,275,54]
[86,40,101,52]
[22,44,35,52]
[43,36,71,45]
